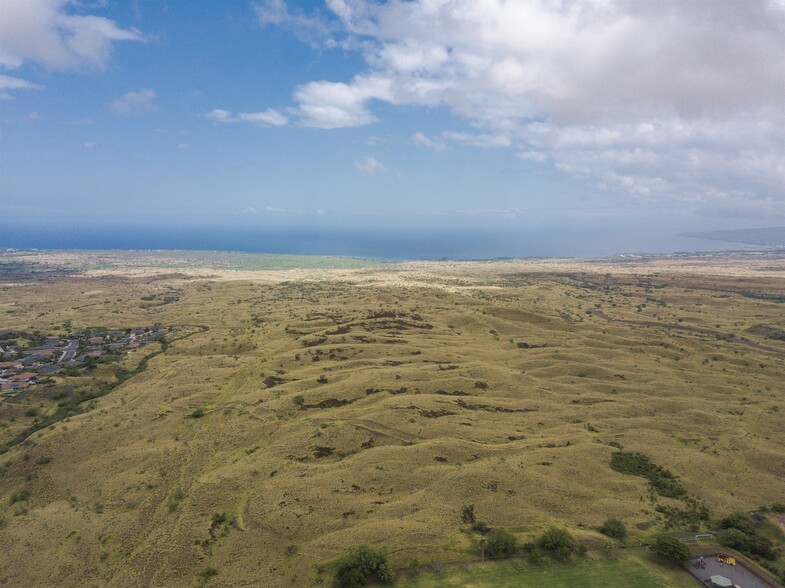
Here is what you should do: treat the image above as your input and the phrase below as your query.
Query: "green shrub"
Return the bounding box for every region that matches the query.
[717,528,750,551]
[718,512,755,535]
[334,546,393,587]
[538,527,575,552]
[599,518,627,540]
[471,521,490,534]
[24,407,40,418]
[197,566,218,584]
[652,535,691,563]
[461,504,476,524]
[748,535,778,560]
[527,546,543,565]
[10,489,29,504]
[484,528,517,559]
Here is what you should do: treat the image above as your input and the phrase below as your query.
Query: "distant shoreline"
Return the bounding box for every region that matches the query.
[0,223,770,261]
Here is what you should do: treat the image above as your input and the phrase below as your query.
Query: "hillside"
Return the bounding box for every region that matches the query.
[1,251,784,586]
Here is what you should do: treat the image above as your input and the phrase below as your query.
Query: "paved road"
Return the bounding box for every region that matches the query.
[59,340,79,363]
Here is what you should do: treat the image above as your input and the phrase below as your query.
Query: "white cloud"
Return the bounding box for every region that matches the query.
[411,132,446,152]
[111,89,158,115]
[204,109,232,122]
[251,0,332,43]
[238,110,288,126]
[84,141,97,150]
[292,75,390,128]
[177,142,189,150]
[0,73,42,98]
[204,107,287,126]
[0,0,143,71]
[353,155,387,175]
[266,0,785,215]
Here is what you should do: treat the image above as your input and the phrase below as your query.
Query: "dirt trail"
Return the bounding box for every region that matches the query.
[590,310,785,357]
[352,419,418,442]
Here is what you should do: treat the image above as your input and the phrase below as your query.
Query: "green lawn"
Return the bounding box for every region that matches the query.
[399,553,697,588]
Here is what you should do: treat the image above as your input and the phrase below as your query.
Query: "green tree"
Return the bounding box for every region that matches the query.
[652,535,691,563]
[334,546,393,588]
[718,512,755,535]
[748,535,778,560]
[717,528,750,551]
[599,518,627,540]
[484,528,518,559]
[538,527,575,552]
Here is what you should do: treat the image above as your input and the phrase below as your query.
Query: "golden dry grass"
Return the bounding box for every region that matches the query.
[0,251,783,586]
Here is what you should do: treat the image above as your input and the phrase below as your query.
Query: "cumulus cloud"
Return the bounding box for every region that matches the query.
[268,0,785,216]
[293,76,391,128]
[111,89,158,115]
[204,107,288,126]
[0,0,143,72]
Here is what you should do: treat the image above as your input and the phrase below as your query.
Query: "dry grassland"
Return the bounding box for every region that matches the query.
[0,250,783,586]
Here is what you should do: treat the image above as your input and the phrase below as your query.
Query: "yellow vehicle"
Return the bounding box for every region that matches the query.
[726,556,736,565]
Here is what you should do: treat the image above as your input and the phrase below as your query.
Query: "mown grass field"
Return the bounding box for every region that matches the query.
[0,251,783,587]
[400,550,696,587]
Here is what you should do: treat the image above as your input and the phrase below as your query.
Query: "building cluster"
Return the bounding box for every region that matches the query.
[0,326,167,392]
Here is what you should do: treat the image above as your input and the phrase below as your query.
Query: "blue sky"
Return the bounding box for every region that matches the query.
[1,0,784,239]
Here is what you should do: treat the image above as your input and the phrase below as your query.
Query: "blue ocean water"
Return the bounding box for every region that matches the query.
[0,224,757,260]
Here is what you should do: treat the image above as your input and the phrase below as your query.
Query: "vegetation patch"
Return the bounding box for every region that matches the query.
[333,546,393,587]
[610,452,686,498]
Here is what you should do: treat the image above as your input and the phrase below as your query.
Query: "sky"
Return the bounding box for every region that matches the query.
[1,0,784,242]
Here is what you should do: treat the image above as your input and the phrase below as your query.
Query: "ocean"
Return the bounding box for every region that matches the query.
[0,224,759,260]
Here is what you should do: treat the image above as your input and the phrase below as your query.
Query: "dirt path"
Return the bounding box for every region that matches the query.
[590,310,785,358]
[352,419,419,442]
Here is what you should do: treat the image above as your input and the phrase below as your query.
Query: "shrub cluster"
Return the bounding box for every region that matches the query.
[334,546,393,588]
[598,518,627,541]
[483,529,517,559]
[610,452,686,498]
[652,535,691,563]
[717,512,780,561]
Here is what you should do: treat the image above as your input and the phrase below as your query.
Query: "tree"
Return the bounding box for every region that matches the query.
[748,535,778,560]
[718,512,755,535]
[717,528,750,551]
[652,535,691,563]
[461,504,476,524]
[538,527,575,552]
[484,529,518,559]
[334,546,393,588]
[599,518,627,541]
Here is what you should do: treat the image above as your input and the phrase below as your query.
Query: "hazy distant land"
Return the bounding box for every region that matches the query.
[683,227,785,249]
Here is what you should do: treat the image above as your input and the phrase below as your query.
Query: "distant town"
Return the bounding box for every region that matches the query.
[0,326,168,393]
